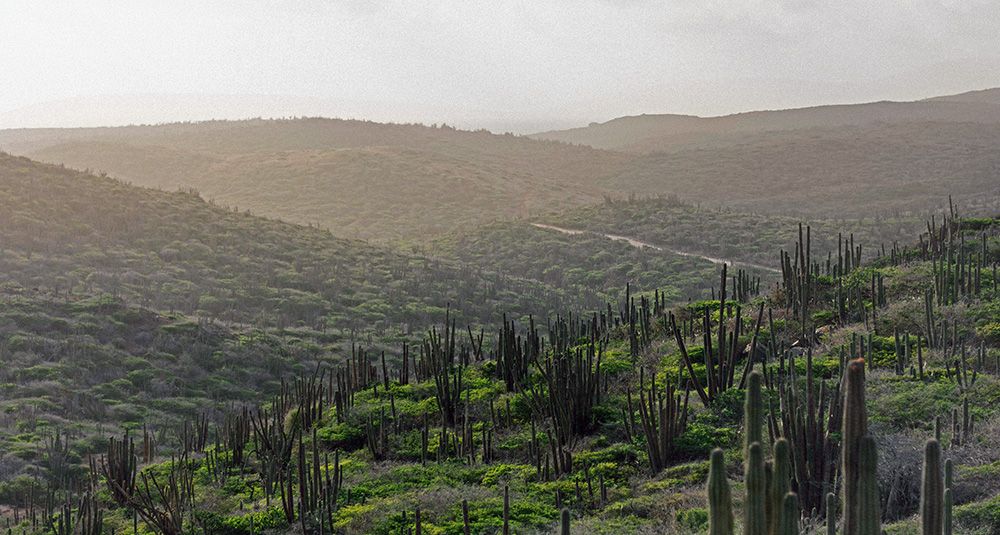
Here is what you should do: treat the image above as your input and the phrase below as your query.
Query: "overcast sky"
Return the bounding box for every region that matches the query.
[2,0,999,132]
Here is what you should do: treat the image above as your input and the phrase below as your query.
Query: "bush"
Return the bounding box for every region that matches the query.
[676,507,709,531]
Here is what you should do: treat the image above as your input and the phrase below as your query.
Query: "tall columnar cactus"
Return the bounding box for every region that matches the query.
[456,500,468,535]
[745,443,767,535]
[745,371,764,459]
[826,493,837,535]
[560,507,570,535]
[857,435,881,534]
[943,489,953,535]
[780,492,799,535]
[842,359,868,535]
[708,448,734,535]
[944,458,953,490]
[101,432,138,507]
[944,458,953,535]
[503,484,510,535]
[769,438,792,535]
[921,439,944,535]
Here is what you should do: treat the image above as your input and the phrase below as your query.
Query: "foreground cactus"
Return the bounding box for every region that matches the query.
[944,458,954,535]
[826,493,837,535]
[701,356,962,535]
[769,439,792,535]
[841,359,870,535]
[744,371,764,458]
[780,492,799,535]
[943,488,953,535]
[922,439,944,535]
[745,442,767,535]
[858,435,881,534]
[708,448,734,535]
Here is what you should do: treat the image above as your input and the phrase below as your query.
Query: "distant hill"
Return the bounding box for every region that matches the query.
[2,90,999,241]
[0,152,586,331]
[0,119,628,242]
[925,87,1000,105]
[530,91,1000,152]
[600,121,1000,218]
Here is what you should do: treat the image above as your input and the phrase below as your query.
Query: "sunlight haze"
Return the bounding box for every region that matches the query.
[2,0,1000,131]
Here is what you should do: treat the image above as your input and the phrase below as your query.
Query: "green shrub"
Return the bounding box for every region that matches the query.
[676,507,709,530]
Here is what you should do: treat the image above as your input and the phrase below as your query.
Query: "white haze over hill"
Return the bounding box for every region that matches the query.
[1,0,999,133]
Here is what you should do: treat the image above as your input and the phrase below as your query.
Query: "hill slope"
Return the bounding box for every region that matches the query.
[3,91,1000,241]
[533,196,925,268]
[431,219,728,303]
[4,205,997,534]
[531,92,1000,152]
[925,87,1000,105]
[0,152,586,331]
[600,121,1000,218]
[0,119,628,242]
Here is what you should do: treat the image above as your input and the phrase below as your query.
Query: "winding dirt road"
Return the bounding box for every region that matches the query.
[531,223,780,274]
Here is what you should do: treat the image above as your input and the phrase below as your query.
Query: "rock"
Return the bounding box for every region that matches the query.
[815,324,835,339]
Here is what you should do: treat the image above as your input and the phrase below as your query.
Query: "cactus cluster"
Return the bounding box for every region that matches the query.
[705,357,965,534]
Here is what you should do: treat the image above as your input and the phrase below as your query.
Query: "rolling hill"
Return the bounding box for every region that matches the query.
[0,152,589,332]
[531,89,1000,152]
[2,98,1000,535]
[596,121,1000,218]
[0,120,628,242]
[1,90,999,245]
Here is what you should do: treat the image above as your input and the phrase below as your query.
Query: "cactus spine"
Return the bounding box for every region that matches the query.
[708,448,734,535]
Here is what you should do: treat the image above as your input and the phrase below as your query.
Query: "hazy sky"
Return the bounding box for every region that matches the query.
[2,0,999,132]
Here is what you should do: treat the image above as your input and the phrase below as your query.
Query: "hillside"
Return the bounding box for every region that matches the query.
[431,220,733,304]
[5,206,997,534]
[0,119,629,242]
[530,91,1000,152]
[0,152,588,332]
[429,197,939,306]
[3,95,999,240]
[536,196,926,268]
[599,121,1000,218]
[925,87,1000,105]
[0,292,332,481]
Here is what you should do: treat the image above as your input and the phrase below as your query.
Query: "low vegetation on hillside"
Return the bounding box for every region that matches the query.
[0,293,332,486]
[431,219,733,303]
[540,196,924,268]
[598,122,1000,219]
[3,201,997,535]
[0,153,589,334]
[4,99,1000,243]
[0,120,628,242]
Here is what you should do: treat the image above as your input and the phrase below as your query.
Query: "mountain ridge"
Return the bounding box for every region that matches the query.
[530,91,1000,151]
